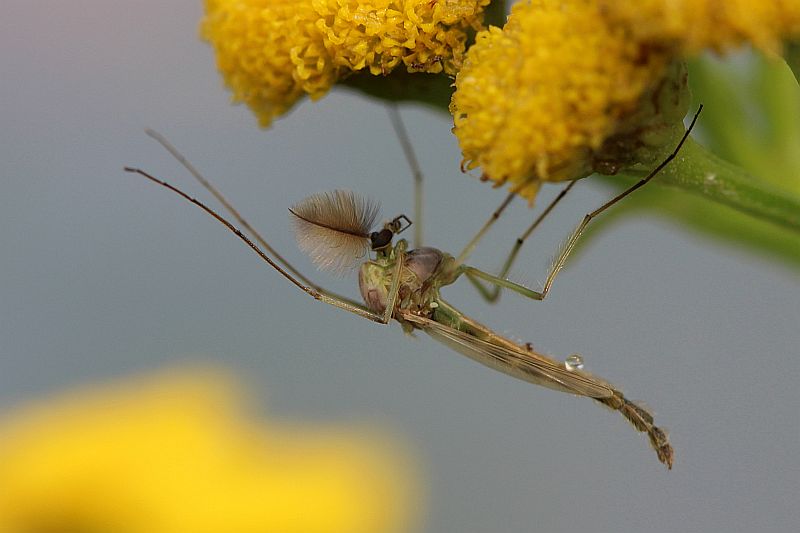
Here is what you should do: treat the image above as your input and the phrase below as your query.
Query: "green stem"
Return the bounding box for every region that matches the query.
[637,137,800,232]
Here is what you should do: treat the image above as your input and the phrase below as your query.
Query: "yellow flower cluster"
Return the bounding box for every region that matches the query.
[599,0,800,55]
[202,0,489,126]
[450,0,672,200]
[0,369,419,533]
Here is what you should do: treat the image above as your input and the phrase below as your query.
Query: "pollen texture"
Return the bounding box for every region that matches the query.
[202,0,489,126]
[450,0,670,201]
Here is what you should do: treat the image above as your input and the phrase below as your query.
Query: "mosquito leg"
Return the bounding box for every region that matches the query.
[381,242,407,323]
[467,181,577,302]
[144,129,365,310]
[124,166,390,324]
[460,266,545,301]
[454,192,516,266]
[387,105,424,248]
[534,105,703,300]
[458,106,701,303]
[356,246,407,325]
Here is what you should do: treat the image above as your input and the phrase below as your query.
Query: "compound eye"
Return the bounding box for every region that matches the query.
[370,229,393,249]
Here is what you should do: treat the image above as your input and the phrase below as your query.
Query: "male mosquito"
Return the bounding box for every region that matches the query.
[125,105,703,469]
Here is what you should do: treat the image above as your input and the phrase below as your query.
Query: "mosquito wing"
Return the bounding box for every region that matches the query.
[400,312,615,398]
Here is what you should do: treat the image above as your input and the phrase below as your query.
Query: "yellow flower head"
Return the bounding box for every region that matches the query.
[450,0,680,200]
[202,0,489,126]
[599,0,800,56]
[0,368,419,533]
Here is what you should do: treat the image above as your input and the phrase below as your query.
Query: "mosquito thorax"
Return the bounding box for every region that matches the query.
[358,246,448,315]
[404,247,445,285]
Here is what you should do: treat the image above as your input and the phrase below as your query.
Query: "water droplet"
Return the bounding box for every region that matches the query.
[565,354,584,371]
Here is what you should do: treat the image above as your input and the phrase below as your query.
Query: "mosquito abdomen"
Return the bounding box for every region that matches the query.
[598,393,673,469]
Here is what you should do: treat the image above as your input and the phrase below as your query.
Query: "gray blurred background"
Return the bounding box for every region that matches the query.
[1,1,798,532]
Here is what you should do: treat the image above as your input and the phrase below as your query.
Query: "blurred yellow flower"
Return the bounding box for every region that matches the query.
[0,368,419,533]
[599,0,800,55]
[450,0,680,200]
[201,0,489,126]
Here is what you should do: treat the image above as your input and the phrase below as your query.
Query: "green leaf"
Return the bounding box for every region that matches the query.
[786,40,800,85]
[687,52,800,193]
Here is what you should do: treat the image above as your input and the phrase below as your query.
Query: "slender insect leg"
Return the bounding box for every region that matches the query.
[454,192,516,266]
[387,105,424,248]
[380,243,407,323]
[466,181,577,302]
[124,167,390,324]
[460,265,545,301]
[534,105,703,300]
[144,129,365,310]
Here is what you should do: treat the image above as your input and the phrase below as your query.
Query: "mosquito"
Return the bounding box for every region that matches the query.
[125,105,703,469]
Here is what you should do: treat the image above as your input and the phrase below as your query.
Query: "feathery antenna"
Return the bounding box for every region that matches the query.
[289,190,380,274]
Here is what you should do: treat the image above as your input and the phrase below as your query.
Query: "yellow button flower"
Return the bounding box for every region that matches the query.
[450,0,678,201]
[599,0,800,56]
[0,368,419,533]
[202,0,489,126]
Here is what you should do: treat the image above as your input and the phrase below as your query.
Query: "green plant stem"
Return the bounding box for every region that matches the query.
[631,137,800,232]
